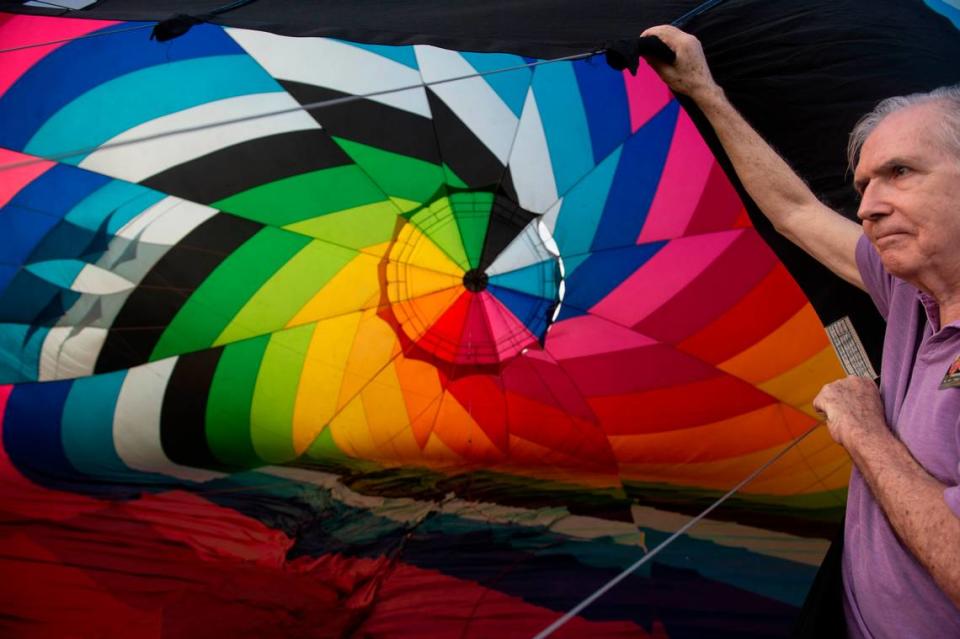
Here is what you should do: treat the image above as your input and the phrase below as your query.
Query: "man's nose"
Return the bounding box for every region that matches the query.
[856,183,892,222]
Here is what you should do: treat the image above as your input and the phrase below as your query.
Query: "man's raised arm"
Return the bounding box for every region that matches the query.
[641,25,865,290]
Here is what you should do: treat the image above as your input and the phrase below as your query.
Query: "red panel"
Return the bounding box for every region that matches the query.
[557,342,717,396]
[677,263,808,364]
[505,391,617,471]
[683,162,746,236]
[446,374,509,452]
[590,374,777,435]
[634,230,777,344]
[419,290,471,360]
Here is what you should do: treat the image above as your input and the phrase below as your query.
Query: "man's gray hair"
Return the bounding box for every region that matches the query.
[847,84,960,170]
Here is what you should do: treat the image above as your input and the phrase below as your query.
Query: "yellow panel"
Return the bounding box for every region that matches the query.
[337,310,402,405]
[388,266,462,302]
[288,252,382,326]
[291,312,364,454]
[359,364,422,462]
[718,305,832,384]
[758,345,846,417]
[329,395,373,460]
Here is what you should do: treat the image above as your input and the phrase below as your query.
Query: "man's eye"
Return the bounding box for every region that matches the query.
[893,165,910,177]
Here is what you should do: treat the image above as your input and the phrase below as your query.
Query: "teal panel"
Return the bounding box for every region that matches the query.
[531,61,594,194]
[61,370,135,479]
[552,147,621,261]
[462,52,532,117]
[24,259,85,289]
[66,180,164,233]
[345,41,419,69]
[26,56,282,162]
[0,324,45,383]
[489,261,556,299]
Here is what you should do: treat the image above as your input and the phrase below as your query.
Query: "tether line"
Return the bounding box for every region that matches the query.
[0,23,154,53]
[533,423,822,639]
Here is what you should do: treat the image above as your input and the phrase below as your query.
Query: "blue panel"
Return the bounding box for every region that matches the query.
[26,56,282,162]
[552,147,621,263]
[0,324,46,383]
[926,0,960,28]
[489,260,557,299]
[573,59,631,164]
[531,61,594,195]
[462,52,532,117]
[62,370,142,482]
[0,266,17,294]
[344,41,419,69]
[6,163,111,227]
[0,205,63,268]
[559,242,665,317]
[2,380,78,489]
[0,23,245,151]
[591,101,678,251]
[488,285,552,339]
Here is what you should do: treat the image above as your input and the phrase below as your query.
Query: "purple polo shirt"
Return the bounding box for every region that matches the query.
[846,234,960,638]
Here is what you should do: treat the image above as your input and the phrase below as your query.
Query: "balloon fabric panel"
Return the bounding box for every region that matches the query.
[0,13,852,638]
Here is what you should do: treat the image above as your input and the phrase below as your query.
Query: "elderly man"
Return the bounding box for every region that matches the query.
[640,25,960,639]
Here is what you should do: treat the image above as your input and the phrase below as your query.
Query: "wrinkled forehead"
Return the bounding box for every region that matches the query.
[858,103,953,170]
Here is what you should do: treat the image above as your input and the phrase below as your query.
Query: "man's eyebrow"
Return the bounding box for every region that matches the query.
[853,156,921,194]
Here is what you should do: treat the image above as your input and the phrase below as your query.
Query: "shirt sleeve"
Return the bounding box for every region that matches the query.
[855,233,894,320]
[944,483,960,519]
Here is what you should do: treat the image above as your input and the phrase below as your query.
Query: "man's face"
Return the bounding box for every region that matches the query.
[854,103,960,287]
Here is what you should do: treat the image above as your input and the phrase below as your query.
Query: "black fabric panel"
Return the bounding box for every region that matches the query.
[425,88,506,189]
[95,213,261,373]
[478,194,537,271]
[160,346,227,471]
[142,129,352,204]
[279,81,442,165]
[0,1,699,56]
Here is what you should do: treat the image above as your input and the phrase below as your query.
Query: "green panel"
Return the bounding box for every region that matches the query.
[284,200,399,249]
[217,240,357,344]
[449,191,493,269]
[408,197,470,271]
[152,227,310,359]
[250,324,316,463]
[213,165,385,227]
[334,137,446,205]
[206,336,269,467]
[442,164,469,189]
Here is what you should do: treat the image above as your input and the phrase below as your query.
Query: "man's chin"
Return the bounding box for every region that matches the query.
[878,251,919,281]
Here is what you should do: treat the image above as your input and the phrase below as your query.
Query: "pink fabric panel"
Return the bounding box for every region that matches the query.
[545,314,656,360]
[478,291,535,359]
[637,110,715,243]
[0,15,119,97]
[588,229,744,327]
[0,148,54,208]
[624,60,674,133]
